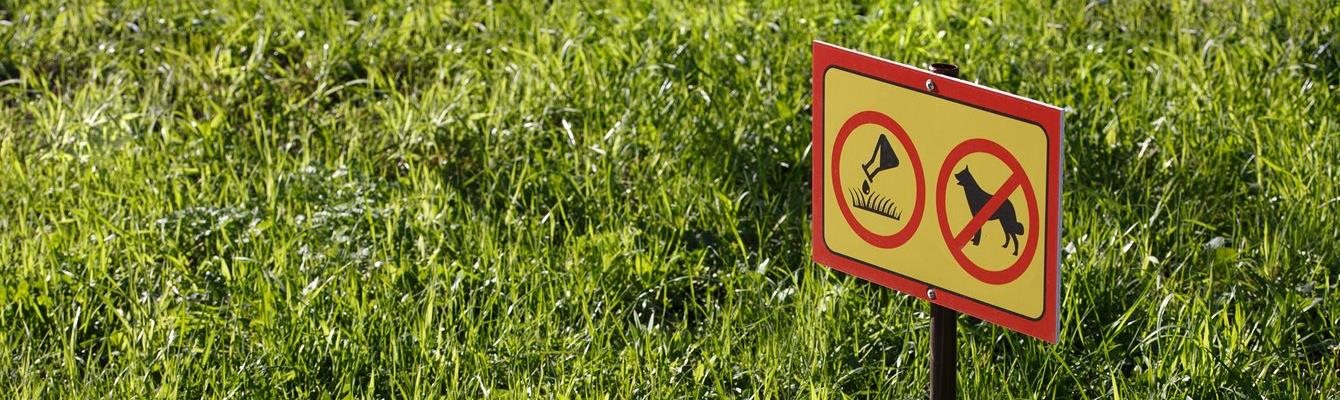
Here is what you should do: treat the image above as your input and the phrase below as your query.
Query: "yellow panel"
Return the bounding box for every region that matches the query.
[821,67,1049,318]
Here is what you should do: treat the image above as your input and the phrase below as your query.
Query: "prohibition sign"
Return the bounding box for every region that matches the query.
[936,138,1040,285]
[832,110,926,249]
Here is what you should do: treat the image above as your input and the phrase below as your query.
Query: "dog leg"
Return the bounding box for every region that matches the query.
[1011,234,1020,256]
[972,230,981,246]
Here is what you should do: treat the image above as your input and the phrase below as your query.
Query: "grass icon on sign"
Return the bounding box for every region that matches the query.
[849,188,902,220]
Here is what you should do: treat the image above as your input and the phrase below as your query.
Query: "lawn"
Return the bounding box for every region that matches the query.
[0,0,1337,398]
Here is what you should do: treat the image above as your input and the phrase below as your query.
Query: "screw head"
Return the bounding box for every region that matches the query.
[927,288,937,300]
[925,79,936,92]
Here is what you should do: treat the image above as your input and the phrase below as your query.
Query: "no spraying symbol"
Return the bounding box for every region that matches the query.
[831,111,926,249]
[935,139,1040,285]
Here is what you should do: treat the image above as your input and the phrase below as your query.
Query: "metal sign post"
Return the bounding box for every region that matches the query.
[929,302,958,399]
[927,62,960,400]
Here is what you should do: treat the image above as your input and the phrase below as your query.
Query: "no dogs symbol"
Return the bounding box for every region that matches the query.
[935,139,1040,285]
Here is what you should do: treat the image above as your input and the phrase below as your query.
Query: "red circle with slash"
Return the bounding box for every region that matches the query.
[832,111,925,249]
[935,139,1040,285]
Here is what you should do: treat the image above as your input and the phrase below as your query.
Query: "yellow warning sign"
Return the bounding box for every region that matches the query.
[811,42,1063,342]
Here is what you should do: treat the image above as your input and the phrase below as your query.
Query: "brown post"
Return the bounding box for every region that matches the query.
[929,303,958,399]
[928,62,960,400]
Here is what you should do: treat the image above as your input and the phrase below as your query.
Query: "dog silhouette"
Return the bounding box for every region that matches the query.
[954,167,1024,255]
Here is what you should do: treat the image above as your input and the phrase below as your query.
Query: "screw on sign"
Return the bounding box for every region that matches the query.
[936,138,1041,285]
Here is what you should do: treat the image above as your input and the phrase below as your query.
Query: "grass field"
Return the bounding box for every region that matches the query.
[1,0,1338,398]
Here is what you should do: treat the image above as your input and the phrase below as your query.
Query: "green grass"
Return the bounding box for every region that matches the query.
[1,0,1337,398]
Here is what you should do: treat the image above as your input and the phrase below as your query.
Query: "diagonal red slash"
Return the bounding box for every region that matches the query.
[951,173,1025,248]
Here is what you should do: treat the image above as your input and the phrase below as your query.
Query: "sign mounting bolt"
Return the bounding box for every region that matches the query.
[925,79,936,92]
[927,288,937,300]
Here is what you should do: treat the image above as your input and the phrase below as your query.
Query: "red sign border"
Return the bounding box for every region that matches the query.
[811,41,1064,343]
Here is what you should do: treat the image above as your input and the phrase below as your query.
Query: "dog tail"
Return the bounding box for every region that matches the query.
[1011,221,1025,234]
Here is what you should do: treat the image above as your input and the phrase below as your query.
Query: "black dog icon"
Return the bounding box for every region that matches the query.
[954,167,1024,255]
